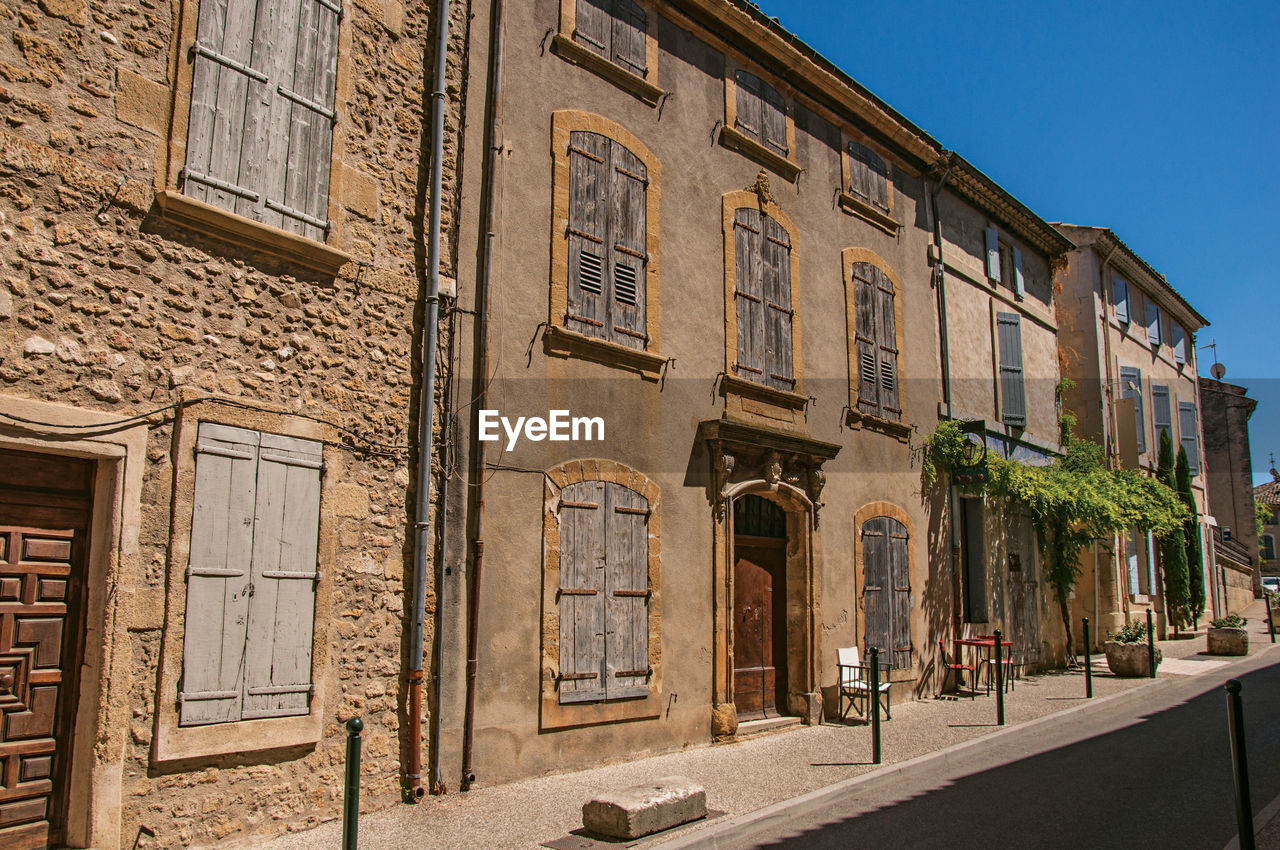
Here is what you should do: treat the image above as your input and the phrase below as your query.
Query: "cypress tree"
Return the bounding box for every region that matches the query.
[1157,430,1190,630]
[1176,446,1205,623]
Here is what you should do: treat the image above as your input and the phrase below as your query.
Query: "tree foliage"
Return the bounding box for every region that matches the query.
[1257,499,1273,541]
[1176,446,1204,621]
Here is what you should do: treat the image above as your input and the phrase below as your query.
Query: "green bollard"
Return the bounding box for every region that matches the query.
[344,717,363,850]
[994,629,1004,726]
[869,647,881,765]
[1146,609,1156,679]
[1083,617,1092,698]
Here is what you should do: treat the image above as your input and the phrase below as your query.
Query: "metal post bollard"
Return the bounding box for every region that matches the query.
[1225,680,1255,850]
[344,717,363,850]
[1082,617,1092,698]
[869,647,881,765]
[994,629,1004,726]
[1146,609,1156,679]
[1266,595,1276,645]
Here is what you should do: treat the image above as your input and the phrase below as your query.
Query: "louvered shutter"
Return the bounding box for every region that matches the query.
[734,208,767,382]
[1125,531,1139,596]
[1113,276,1129,324]
[1119,367,1145,454]
[567,131,610,339]
[1152,384,1172,446]
[734,71,763,142]
[1146,303,1162,345]
[242,432,322,719]
[760,83,788,155]
[559,481,606,703]
[852,264,878,416]
[862,518,889,661]
[1172,324,1186,364]
[609,140,647,349]
[888,519,911,669]
[1145,531,1158,595]
[1179,402,1200,475]
[762,214,794,391]
[997,313,1025,427]
[985,228,1000,281]
[180,423,259,726]
[874,266,900,419]
[574,0,609,57]
[610,0,647,78]
[848,143,887,212]
[1012,246,1026,298]
[604,484,649,699]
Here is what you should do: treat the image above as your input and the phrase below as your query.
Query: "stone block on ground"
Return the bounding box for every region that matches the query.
[582,776,707,839]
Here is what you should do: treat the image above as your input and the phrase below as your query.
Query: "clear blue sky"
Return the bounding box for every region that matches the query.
[752,0,1280,485]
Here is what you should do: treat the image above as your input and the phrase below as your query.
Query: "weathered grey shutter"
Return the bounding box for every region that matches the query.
[874,266,900,419]
[1146,302,1161,346]
[574,0,609,57]
[997,312,1025,427]
[180,423,258,726]
[567,131,609,340]
[848,143,887,212]
[761,214,794,391]
[1145,531,1158,595]
[609,140,647,350]
[760,83,788,155]
[861,518,889,661]
[610,0,647,77]
[985,228,1000,281]
[1113,275,1129,324]
[888,519,911,670]
[604,483,649,700]
[1125,531,1139,596]
[1179,401,1200,475]
[559,481,606,703]
[1172,324,1186,364]
[242,432,322,719]
[734,208,767,382]
[1151,383,1171,447]
[734,71,762,143]
[1012,246,1026,298]
[1119,366,1145,454]
[852,263,878,416]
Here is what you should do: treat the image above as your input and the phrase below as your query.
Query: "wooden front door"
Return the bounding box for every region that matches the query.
[732,539,787,720]
[0,449,91,849]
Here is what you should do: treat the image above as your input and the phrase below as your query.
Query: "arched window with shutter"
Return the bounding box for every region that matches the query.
[851,261,901,422]
[861,515,911,670]
[733,207,795,392]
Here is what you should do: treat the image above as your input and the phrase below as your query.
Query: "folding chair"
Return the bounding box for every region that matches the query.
[938,640,975,699]
[837,646,891,721]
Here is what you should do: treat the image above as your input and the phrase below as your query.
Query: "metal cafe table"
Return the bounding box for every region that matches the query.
[954,635,1014,694]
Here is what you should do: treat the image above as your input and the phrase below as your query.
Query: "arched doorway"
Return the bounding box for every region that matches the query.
[732,494,788,719]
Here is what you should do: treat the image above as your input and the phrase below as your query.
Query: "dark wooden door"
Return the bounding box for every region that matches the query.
[0,449,91,849]
[733,539,787,720]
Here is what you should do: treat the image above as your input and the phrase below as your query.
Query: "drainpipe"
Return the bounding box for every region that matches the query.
[407,0,452,803]
[428,304,457,795]
[461,0,505,792]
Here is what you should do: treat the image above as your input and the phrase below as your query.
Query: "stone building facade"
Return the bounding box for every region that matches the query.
[0,0,467,843]
[1200,376,1262,606]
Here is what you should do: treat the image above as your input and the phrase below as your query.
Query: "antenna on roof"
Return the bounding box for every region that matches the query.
[1200,339,1226,379]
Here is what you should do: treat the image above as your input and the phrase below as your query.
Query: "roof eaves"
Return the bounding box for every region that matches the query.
[948,154,1075,260]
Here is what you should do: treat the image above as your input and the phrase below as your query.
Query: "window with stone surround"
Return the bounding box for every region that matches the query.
[552,0,663,104]
[721,67,800,181]
[732,207,795,393]
[851,261,900,422]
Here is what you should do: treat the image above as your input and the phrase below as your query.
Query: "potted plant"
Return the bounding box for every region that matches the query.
[1207,614,1249,656]
[1104,620,1161,677]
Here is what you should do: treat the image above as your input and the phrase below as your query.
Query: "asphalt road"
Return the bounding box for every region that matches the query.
[724,652,1280,849]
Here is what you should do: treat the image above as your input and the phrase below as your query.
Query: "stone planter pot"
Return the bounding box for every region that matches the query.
[1104,640,1162,677]
[1207,626,1249,656]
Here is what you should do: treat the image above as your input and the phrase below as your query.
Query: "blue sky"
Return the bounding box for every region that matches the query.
[751,0,1279,484]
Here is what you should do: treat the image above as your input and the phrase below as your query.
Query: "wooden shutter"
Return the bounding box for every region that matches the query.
[558,481,606,703]
[609,140,647,349]
[1152,383,1171,447]
[1119,367,1145,454]
[610,0,647,77]
[1145,531,1158,595]
[604,484,649,699]
[574,0,609,57]
[887,518,911,669]
[997,312,1025,427]
[761,214,794,391]
[567,131,610,339]
[734,208,767,382]
[1172,324,1186,364]
[180,423,258,726]
[874,266,900,419]
[847,143,887,212]
[1012,246,1026,298]
[1146,302,1161,345]
[1179,401,1200,475]
[1125,530,1139,596]
[760,82,788,155]
[985,228,1000,281]
[1113,276,1129,324]
[861,518,889,661]
[852,263,878,416]
[242,432,322,719]
[734,71,762,141]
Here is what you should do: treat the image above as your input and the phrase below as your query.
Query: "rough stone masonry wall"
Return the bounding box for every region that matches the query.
[0,0,468,842]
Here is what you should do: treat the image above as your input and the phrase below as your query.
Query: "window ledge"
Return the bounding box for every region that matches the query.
[837,192,899,236]
[544,325,667,381]
[719,125,801,183]
[722,373,807,411]
[551,34,664,106]
[155,190,352,278]
[154,710,321,763]
[845,408,911,443]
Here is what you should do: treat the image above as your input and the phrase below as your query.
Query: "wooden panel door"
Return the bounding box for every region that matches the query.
[0,449,91,849]
[733,539,786,720]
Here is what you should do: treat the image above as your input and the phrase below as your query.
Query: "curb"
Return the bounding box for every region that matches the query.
[658,642,1280,850]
